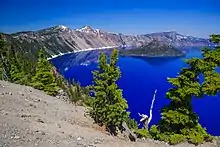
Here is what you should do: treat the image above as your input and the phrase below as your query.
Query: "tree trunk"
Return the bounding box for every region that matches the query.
[122,122,137,142]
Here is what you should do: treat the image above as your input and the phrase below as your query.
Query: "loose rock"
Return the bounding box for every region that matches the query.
[57,124,61,128]
[21,114,31,118]
[77,137,82,141]
[37,118,44,123]
[93,138,103,144]
[14,136,20,139]
[42,132,46,135]
[88,145,96,147]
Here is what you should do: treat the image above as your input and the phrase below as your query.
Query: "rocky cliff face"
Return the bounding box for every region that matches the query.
[2,25,212,57]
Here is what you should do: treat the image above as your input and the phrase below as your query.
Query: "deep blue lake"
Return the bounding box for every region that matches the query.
[51,49,220,136]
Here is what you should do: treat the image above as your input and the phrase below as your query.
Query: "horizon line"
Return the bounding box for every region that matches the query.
[1,24,210,39]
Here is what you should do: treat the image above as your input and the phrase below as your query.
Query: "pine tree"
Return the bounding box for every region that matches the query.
[20,51,36,78]
[0,34,10,81]
[0,47,2,80]
[89,49,129,135]
[201,34,220,95]
[31,49,58,96]
[0,36,2,78]
[0,62,2,79]
[8,45,24,83]
[0,34,34,83]
[150,35,220,145]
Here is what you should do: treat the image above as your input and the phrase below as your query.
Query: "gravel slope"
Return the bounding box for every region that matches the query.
[0,81,219,147]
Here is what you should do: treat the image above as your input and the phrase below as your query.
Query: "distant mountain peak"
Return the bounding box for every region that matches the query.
[53,25,70,31]
[36,25,71,34]
[149,31,178,35]
[83,25,93,29]
[166,31,178,33]
[76,25,95,33]
[57,25,68,29]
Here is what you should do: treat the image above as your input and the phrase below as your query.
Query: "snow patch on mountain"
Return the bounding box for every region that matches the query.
[57,25,68,30]
[76,26,95,33]
[176,34,188,40]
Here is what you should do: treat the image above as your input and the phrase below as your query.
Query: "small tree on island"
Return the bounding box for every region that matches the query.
[31,49,58,96]
[150,34,220,145]
[89,49,129,135]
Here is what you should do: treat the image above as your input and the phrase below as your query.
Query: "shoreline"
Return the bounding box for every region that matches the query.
[120,53,186,58]
[47,46,119,60]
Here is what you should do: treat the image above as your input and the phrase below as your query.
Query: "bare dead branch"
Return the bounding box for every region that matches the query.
[148,89,157,124]
[138,89,157,130]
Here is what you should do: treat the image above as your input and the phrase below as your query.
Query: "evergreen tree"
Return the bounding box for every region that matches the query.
[0,34,11,81]
[0,45,2,79]
[9,64,23,83]
[8,45,24,83]
[0,60,2,79]
[67,80,83,105]
[150,35,220,145]
[31,49,58,96]
[89,49,129,135]
[0,34,33,83]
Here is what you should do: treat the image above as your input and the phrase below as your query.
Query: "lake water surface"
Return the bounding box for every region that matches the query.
[51,50,220,136]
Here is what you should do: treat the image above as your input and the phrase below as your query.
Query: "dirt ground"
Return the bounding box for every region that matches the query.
[0,81,219,147]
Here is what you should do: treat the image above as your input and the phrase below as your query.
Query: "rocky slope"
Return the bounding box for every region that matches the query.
[2,25,212,58]
[0,81,219,147]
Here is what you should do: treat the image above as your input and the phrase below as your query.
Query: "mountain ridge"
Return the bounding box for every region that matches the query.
[1,25,213,58]
[7,25,207,39]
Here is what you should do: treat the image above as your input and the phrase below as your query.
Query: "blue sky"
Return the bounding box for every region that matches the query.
[0,0,219,38]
